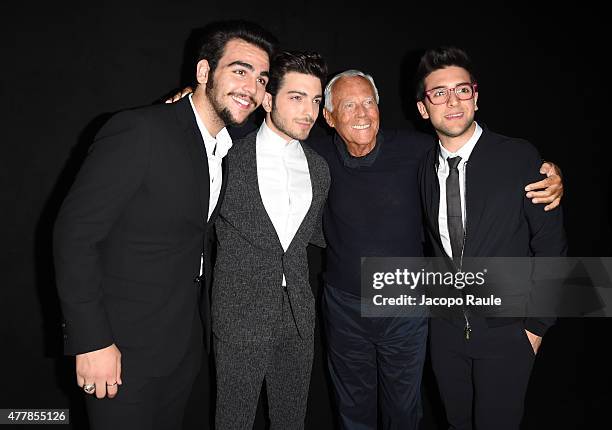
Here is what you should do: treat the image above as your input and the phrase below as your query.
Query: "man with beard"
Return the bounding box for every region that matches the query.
[309,69,563,429]
[53,21,275,430]
[211,51,329,430]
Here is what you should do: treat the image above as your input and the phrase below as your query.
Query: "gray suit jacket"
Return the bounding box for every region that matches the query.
[212,129,330,342]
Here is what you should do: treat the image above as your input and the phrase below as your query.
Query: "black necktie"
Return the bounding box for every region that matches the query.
[446,156,463,268]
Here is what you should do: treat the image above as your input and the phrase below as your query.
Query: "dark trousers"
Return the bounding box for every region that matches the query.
[214,290,313,430]
[323,285,428,430]
[85,339,202,430]
[429,317,536,430]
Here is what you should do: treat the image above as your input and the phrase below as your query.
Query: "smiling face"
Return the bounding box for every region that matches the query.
[323,76,380,156]
[417,65,479,149]
[263,71,322,141]
[195,38,270,132]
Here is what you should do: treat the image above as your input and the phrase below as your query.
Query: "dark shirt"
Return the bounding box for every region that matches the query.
[308,129,434,295]
[332,130,382,168]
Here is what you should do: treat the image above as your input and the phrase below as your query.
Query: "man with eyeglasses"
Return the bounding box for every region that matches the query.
[416,46,567,430]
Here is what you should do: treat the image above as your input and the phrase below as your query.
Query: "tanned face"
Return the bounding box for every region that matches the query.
[323,76,380,156]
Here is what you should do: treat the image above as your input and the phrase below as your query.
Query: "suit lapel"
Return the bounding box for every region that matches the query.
[238,133,284,251]
[208,157,228,225]
[425,147,443,250]
[238,134,321,253]
[175,97,210,226]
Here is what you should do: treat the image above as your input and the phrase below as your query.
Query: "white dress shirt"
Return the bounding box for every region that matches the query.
[189,94,233,277]
[189,93,233,220]
[437,122,482,258]
[256,119,312,286]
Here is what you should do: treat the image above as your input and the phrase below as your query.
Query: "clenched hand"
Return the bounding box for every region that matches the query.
[76,343,122,399]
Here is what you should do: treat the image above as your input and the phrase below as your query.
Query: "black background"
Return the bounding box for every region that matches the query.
[1,1,609,428]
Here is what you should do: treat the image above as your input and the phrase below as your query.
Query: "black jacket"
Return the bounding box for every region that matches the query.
[418,126,567,336]
[53,97,224,375]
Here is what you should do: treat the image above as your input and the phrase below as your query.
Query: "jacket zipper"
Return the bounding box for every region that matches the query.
[461,161,470,340]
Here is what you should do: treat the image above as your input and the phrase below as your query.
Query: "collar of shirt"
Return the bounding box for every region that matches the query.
[333,130,384,169]
[188,93,233,158]
[438,122,482,171]
[256,118,301,155]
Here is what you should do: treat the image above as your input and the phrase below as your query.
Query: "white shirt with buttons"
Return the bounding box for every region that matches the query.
[437,122,482,258]
[189,94,233,277]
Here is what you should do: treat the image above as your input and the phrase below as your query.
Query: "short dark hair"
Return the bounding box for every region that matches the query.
[414,46,476,101]
[266,51,328,97]
[195,20,277,86]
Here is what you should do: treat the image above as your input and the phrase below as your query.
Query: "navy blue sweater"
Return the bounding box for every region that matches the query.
[308,129,433,295]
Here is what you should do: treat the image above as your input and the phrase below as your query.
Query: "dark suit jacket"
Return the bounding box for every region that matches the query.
[418,126,567,336]
[212,130,330,342]
[53,97,225,375]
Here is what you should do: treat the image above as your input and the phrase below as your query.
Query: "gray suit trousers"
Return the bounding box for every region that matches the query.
[214,290,313,430]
